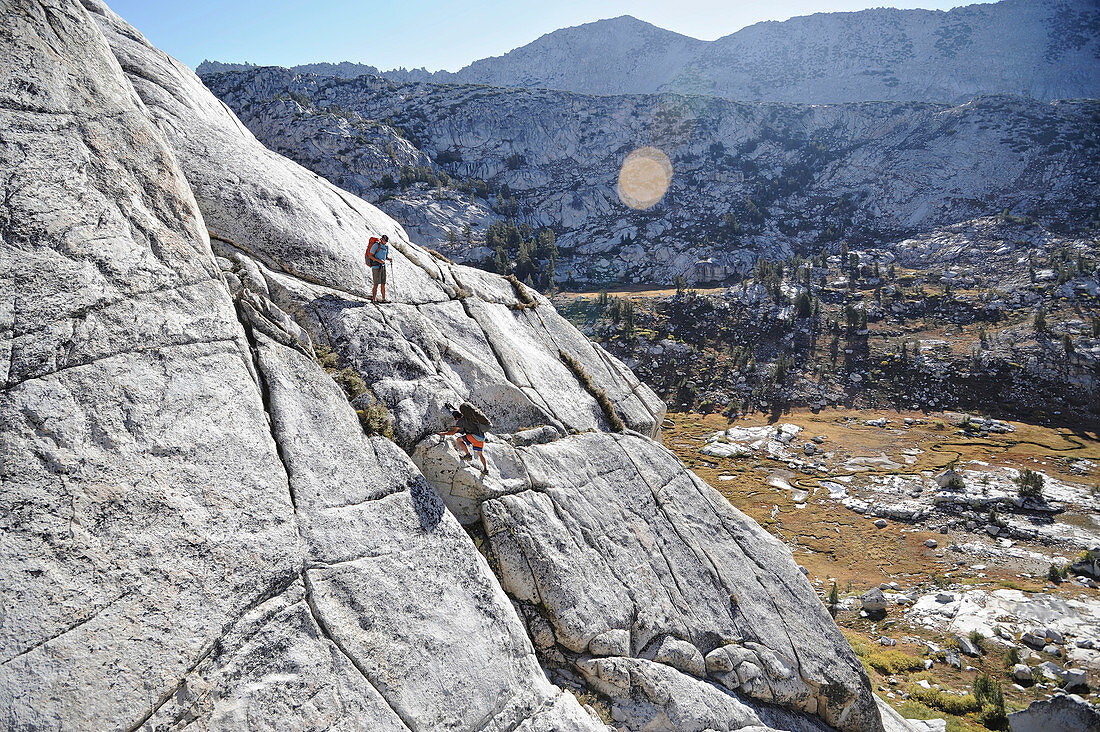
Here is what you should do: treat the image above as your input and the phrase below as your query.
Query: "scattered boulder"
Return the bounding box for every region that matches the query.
[874,518,889,528]
[909,720,947,732]
[1007,694,1100,732]
[1070,558,1100,580]
[1064,669,1089,693]
[957,636,981,657]
[862,588,889,613]
[924,538,939,548]
[935,469,964,488]
[1012,664,1033,683]
[945,650,962,669]
[1020,630,1047,649]
[1037,661,1065,683]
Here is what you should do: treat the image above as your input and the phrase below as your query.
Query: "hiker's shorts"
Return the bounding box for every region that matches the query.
[371,265,387,286]
[461,433,485,453]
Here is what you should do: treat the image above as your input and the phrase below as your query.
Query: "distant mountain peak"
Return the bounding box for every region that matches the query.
[199,0,1100,103]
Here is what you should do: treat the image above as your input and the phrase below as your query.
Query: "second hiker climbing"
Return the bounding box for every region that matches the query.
[440,403,492,473]
[365,234,392,302]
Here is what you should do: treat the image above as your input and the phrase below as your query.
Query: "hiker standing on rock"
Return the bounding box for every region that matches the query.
[366,234,392,302]
[440,403,492,473]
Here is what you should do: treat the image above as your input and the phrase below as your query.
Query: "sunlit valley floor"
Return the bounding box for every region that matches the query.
[659,407,1099,731]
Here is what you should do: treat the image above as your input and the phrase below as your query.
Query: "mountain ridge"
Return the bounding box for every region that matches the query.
[201,66,1100,286]
[198,0,1100,103]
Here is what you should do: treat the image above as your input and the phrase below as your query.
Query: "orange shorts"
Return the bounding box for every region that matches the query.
[461,433,485,451]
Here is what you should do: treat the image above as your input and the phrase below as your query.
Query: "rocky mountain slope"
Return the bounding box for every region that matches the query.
[200,68,1100,286]
[0,2,908,730]
[199,0,1100,104]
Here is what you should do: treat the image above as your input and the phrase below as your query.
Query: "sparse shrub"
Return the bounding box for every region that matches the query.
[968,629,986,653]
[1016,468,1044,500]
[1047,563,1064,584]
[973,674,1007,729]
[827,582,839,617]
[848,635,926,674]
[569,689,612,725]
[506,273,537,308]
[333,367,369,400]
[673,274,689,297]
[559,350,625,432]
[1004,647,1020,667]
[908,686,979,715]
[314,343,340,370]
[946,474,966,491]
[356,396,394,439]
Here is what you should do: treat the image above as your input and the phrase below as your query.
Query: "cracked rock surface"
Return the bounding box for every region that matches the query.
[1,2,892,731]
[414,432,881,731]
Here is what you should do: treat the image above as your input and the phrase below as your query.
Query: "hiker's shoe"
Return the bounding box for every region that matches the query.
[461,454,473,461]
[480,466,488,474]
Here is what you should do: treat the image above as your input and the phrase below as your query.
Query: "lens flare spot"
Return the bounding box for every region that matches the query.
[617,146,673,210]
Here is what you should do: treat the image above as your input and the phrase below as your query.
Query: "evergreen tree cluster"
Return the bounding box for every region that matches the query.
[481,220,558,289]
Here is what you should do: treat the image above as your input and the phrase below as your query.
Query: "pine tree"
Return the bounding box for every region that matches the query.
[794,292,812,319]
[516,239,533,280]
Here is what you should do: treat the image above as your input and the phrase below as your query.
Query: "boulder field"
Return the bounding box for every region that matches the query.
[1,2,897,730]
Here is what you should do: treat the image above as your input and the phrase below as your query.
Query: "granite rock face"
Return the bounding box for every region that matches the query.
[413,431,881,731]
[1,2,891,731]
[1,3,298,728]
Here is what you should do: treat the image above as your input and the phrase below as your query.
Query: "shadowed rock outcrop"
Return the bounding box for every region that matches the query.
[1,1,893,730]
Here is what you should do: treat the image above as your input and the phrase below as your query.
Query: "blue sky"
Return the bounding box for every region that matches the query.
[106,0,996,72]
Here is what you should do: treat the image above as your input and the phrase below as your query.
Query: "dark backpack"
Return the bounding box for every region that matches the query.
[459,403,492,431]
